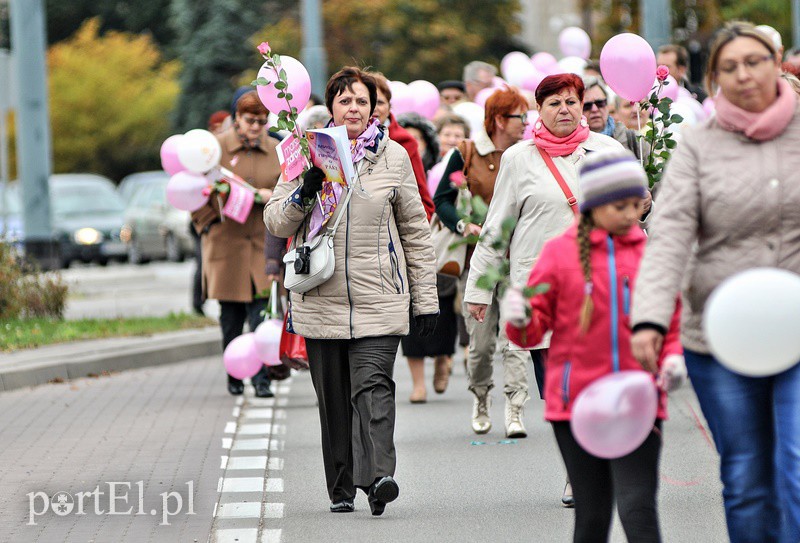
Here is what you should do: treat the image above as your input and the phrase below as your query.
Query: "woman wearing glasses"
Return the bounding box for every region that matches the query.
[632,22,800,542]
[433,87,533,436]
[191,90,280,398]
[462,74,623,505]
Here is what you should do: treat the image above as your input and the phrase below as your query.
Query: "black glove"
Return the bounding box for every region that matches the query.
[415,314,438,337]
[300,166,326,200]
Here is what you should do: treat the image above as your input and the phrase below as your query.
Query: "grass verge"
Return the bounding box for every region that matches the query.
[0,313,217,352]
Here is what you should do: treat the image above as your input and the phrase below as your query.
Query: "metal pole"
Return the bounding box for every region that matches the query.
[301,0,328,98]
[0,50,9,235]
[9,0,54,268]
[793,0,800,51]
[640,0,671,50]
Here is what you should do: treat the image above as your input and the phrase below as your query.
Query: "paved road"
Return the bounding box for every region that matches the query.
[0,349,728,542]
[60,261,220,321]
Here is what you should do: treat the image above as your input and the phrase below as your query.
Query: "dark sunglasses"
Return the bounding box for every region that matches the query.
[583,99,608,112]
[503,113,528,123]
[240,116,269,126]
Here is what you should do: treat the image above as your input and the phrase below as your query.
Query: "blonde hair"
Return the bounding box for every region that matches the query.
[706,21,778,96]
[577,212,595,334]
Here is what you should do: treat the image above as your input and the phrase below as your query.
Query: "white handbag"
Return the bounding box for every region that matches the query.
[283,188,352,294]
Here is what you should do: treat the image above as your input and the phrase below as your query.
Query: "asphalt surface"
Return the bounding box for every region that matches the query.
[0,348,728,542]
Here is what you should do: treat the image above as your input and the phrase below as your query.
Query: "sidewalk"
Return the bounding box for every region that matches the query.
[0,327,222,393]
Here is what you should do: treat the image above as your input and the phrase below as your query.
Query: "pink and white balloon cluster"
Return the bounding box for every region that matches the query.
[223,318,285,380]
[160,130,222,212]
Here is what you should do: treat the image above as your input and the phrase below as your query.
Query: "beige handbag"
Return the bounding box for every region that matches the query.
[430,214,467,277]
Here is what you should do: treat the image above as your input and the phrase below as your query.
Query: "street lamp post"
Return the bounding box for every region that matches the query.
[301,0,327,98]
[640,0,671,51]
[9,0,55,268]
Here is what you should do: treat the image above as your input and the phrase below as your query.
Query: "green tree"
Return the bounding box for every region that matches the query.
[170,0,267,131]
[719,0,793,49]
[46,18,179,180]
[254,0,525,83]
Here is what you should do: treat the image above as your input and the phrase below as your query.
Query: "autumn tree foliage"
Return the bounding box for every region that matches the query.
[46,18,179,180]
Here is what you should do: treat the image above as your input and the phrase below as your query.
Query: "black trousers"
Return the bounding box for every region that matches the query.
[219,300,270,386]
[552,421,663,543]
[530,348,547,399]
[305,336,401,503]
[190,225,203,310]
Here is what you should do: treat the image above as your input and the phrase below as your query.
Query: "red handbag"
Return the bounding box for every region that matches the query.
[279,312,309,371]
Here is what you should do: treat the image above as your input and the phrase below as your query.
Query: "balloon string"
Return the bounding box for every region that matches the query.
[636,105,644,167]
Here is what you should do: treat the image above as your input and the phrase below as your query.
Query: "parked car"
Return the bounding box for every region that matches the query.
[117,170,170,202]
[50,174,127,267]
[120,174,193,264]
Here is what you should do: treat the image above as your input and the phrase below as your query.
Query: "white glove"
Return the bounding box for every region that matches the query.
[501,285,530,328]
[657,355,687,392]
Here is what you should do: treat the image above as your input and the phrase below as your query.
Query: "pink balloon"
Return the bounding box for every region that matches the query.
[254,319,284,366]
[571,371,658,459]
[408,80,440,120]
[223,333,263,380]
[657,75,679,101]
[559,27,592,59]
[474,87,499,108]
[256,55,311,115]
[531,52,560,75]
[600,33,657,102]
[501,52,531,81]
[166,171,209,212]
[427,161,446,195]
[520,68,546,93]
[160,135,185,176]
[391,85,415,116]
[492,76,508,88]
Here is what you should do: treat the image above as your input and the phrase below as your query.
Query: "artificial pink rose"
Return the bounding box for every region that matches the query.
[656,65,670,82]
[449,171,466,189]
[201,187,212,198]
[257,42,271,56]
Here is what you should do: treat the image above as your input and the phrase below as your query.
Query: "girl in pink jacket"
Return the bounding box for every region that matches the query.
[503,148,684,543]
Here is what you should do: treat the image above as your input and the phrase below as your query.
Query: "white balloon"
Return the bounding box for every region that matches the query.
[452,101,485,140]
[557,56,587,76]
[254,319,284,366]
[703,268,800,376]
[177,129,222,174]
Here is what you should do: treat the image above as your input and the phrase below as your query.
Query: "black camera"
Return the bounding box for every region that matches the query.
[294,246,311,274]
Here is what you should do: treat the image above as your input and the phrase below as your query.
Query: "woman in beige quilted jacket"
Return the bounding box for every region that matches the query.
[631,23,800,543]
[264,67,438,517]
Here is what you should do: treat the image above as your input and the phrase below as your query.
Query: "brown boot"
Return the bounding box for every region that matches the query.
[433,356,451,393]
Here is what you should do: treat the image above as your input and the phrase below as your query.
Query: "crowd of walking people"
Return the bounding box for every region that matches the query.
[190,20,800,542]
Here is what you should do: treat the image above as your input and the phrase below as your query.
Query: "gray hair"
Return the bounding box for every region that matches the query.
[297,105,331,132]
[582,76,609,98]
[463,61,497,83]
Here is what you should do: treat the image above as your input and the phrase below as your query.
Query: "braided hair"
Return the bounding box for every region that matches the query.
[577,211,595,334]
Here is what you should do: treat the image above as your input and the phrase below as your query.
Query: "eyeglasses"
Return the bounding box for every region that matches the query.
[503,113,528,123]
[582,99,608,112]
[240,116,269,126]
[717,54,775,75]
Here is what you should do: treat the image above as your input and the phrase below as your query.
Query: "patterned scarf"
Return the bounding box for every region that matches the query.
[307,119,384,240]
[601,116,616,137]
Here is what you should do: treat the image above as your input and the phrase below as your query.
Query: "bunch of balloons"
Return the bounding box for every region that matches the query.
[160,129,222,212]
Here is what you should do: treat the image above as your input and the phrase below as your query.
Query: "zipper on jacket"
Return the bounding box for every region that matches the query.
[345,196,354,337]
[623,276,630,316]
[607,236,621,373]
[562,361,572,409]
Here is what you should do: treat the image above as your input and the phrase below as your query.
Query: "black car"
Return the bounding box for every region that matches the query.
[50,174,127,267]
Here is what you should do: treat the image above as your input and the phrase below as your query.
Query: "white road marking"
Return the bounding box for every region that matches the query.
[221,477,264,493]
[217,502,262,518]
[227,456,268,470]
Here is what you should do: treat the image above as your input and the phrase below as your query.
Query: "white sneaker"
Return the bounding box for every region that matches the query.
[471,392,491,434]
[505,398,527,438]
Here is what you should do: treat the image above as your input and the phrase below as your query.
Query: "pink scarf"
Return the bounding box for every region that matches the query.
[533,116,591,157]
[714,78,798,141]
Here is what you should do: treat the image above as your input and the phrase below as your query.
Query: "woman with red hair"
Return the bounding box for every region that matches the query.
[433,87,531,431]
[462,74,624,505]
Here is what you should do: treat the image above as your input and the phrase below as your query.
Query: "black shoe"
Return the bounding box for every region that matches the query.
[329,499,354,513]
[227,377,244,396]
[368,476,399,516]
[254,381,274,398]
